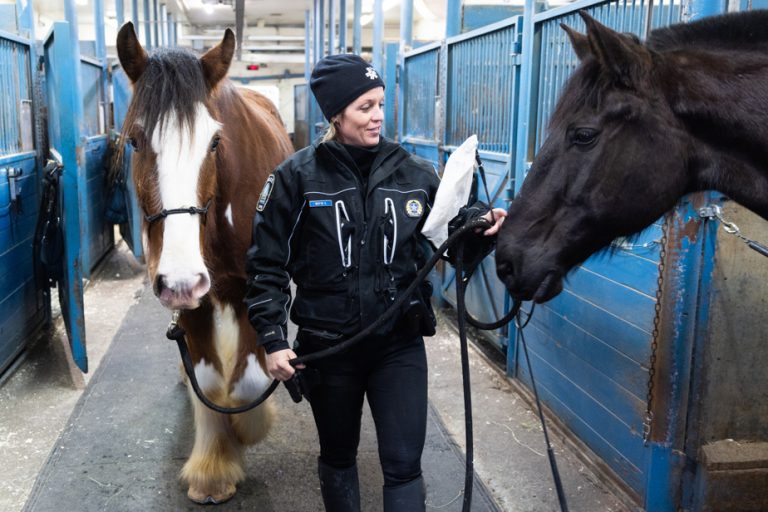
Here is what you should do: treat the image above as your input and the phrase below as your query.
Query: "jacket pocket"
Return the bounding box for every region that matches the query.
[292,289,357,332]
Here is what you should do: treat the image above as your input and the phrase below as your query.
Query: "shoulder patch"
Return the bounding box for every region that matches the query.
[405,199,423,218]
[257,174,275,212]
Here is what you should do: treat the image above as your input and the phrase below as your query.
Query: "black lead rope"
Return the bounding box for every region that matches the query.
[455,242,475,511]
[165,218,492,413]
[165,208,568,512]
[516,305,569,512]
[167,316,280,414]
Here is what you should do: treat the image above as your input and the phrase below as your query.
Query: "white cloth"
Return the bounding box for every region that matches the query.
[421,135,478,247]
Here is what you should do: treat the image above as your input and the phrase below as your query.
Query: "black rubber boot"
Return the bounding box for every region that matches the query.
[383,476,426,512]
[318,459,361,512]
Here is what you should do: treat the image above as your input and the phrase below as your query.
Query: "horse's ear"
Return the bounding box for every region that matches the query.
[200,29,235,90]
[116,22,148,83]
[579,11,646,88]
[560,23,591,60]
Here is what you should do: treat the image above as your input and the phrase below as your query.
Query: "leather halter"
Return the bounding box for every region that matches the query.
[145,199,212,225]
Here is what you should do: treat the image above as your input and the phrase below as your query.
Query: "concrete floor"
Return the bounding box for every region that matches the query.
[0,240,632,512]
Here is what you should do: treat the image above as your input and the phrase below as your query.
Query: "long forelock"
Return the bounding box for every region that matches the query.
[123,48,208,144]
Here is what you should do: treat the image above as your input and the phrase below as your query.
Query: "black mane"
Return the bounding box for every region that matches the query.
[127,47,208,141]
[648,9,768,51]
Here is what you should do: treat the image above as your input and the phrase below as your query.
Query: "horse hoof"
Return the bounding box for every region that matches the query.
[187,483,236,505]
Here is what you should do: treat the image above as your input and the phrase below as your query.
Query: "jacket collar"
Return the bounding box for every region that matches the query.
[316,137,410,194]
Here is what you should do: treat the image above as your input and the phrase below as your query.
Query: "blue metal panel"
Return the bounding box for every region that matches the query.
[44,21,87,372]
[0,30,33,156]
[112,66,143,260]
[463,6,523,33]
[0,154,47,375]
[445,17,521,154]
[0,19,48,376]
[402,44,440,142]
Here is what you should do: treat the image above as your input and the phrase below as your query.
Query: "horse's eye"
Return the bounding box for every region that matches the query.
[128,137,139,151]
[572,128,598,146]
[210,136,221,152]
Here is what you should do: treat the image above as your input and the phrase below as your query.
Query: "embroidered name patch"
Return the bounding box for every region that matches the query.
[405,199,423,218]
[309,200,333,207]
[257,175,275,212]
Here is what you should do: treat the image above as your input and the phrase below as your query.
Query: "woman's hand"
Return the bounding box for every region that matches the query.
[480,208,507,236]
[266,348,305,381]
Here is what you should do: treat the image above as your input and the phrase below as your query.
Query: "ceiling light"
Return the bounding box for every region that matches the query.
[204,4,214,14]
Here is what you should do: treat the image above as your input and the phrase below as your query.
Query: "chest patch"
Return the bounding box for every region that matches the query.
[309,199,333,207]
[257,174,275,212]
[405,199,423,218]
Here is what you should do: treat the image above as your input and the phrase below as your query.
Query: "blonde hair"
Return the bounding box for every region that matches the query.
[321,114,342,142]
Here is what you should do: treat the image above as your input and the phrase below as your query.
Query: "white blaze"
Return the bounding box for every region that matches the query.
[150,104,221,303]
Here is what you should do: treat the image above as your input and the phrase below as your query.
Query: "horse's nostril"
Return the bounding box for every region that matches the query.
[191,272,211,297]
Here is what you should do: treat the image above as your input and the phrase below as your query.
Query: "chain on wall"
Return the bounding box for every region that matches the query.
[643,212,670,445]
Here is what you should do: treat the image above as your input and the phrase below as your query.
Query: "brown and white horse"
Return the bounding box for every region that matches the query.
[116,23,293,504]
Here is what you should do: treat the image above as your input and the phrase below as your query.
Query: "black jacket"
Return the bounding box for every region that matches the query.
[245,137,440,352]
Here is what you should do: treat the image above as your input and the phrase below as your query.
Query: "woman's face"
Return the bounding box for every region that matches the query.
[334,87,385,147]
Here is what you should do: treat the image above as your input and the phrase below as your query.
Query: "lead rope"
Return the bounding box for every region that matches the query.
[515,304,569,512]
[166,166,568,511]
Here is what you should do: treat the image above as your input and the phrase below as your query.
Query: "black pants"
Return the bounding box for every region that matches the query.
[297,331,428,488]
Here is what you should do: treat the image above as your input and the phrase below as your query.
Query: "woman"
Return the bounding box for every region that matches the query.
[245,54,506,511]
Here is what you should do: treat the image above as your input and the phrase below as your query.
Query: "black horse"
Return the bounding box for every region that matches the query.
[496,10,768,303]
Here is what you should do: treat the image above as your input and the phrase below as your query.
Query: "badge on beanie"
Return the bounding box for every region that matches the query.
[365,67,378,80]
[257,174,275,212]
[405,199,423,218]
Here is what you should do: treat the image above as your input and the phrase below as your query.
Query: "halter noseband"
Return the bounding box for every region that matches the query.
[145,199,212,225]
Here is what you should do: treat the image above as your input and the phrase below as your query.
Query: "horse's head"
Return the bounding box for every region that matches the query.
[496,12,689,303]
[117,23,234,309]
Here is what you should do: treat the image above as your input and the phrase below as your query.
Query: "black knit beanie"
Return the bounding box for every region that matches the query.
[310,54,385,121]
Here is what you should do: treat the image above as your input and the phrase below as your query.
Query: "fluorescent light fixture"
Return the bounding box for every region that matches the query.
[204,4,214,14]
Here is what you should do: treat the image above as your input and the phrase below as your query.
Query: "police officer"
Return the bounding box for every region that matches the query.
[245,54,506,512]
